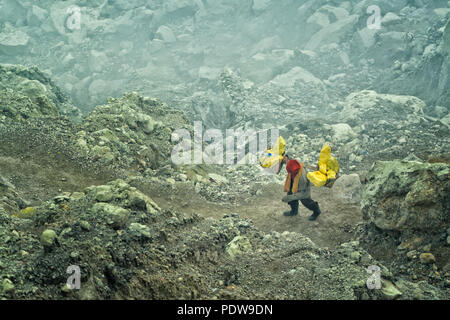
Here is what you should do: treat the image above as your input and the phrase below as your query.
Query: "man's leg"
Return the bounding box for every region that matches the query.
[284,199,299,216]
[300,198,321,221]
[283,189,299,216]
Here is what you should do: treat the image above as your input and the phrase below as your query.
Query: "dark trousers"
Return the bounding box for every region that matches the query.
[288,182,320,214]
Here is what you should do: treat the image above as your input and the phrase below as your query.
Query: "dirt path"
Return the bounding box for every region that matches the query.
[1,150,362,250]
[149,182,362,249]
[0,155,114,206]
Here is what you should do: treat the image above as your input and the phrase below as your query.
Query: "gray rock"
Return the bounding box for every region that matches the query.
[128,223,151,239]
[49,2,70,36]
[252,0,271,12]
[355,27,378,48]
[2,279,15,293]
[27,5,49,27]
[114,0,143,10]
[270,67,323,87]
[80,221,91,231]
[381,279,402,300]
[0,24,30,55]
[94,185,114,202]
[306,11,330,35]
[402,154,423,162]
[92,203,130,229]
[381,12,402,27]
[88,50,109,73]
[198,66,221,80]
[40,229,57,247]
[331,123,356,143]
[407,250,418,259]
[0,64,80,121]
[305,14,359,51]
[433,8,450,19]
[0,175,14,189]
[338,90,425,126]
[361,160,449,232]
[441,113,450,127]
[128,189,160,214]
[155,25,176,43]
[332,174,362,204]
[225,236,252,260]
[208,173,228,184]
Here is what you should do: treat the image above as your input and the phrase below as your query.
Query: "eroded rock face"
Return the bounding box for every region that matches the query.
[361,160,449,232]
[0,0,447,125]
[77,92,192,169]
[0,24,30,55]
[338,90,425,127]
[357,158,449,294]
[0,175,26,215]
[1,178,427,300]
[0,64,81,121]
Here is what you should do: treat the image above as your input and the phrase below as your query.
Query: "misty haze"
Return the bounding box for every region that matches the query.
[0,0,449,302]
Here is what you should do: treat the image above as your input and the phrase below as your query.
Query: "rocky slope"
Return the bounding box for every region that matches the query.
[0,0,449,300]
[356,158,450,293]
[0,64,81,121]
[1,177,447,300]
[0,63,449,300]
[1,1,448,129]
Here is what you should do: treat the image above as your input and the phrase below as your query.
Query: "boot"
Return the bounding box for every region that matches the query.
[283,210,298,216]
[284,201,298,216]
[308,208,321,221]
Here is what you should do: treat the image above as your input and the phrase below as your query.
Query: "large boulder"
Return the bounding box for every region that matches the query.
[240,49,296,84]
[0,24,29,56]
[0,0,27,25]
[338,90,425,127]
[252,0,271,12]
[0,64,81,121]
[441,113,450,126]
[0,176,25,215]
[198,66,221,80]
[270,66,323,87]
[305,14,359,51]
[330,123,357,143]
[78,92,191,169]
[155,25,177,43]
[361,160,450,232]
[88,50,110,73]
[27,5,49,27]
[225,235,252,260]
[333,174,362,204]
[91,202,130,229]
[354,27,378,49]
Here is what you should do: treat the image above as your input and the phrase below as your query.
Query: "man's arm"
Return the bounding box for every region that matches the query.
[276,161,284,175]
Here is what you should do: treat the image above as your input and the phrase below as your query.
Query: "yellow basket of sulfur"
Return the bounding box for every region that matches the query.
[259,136,286,169]
[307,144,339,188]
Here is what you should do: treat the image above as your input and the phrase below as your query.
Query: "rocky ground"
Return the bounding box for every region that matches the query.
[0,0,449,301]
[0,62,449,300]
